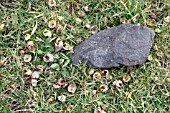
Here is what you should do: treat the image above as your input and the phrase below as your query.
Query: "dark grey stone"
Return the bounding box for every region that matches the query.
[71,23,155,68]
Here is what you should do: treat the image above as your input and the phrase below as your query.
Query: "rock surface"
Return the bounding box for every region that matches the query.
[71,23,155,68]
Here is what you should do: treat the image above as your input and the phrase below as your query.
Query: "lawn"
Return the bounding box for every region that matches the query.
[0,0,170,113]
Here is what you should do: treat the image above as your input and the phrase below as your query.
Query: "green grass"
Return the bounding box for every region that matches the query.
[0,0,170,113]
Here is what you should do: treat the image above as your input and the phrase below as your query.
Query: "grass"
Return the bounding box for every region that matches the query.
[0,0,170,112]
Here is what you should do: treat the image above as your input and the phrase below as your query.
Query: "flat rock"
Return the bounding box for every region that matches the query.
[71,23,155,68]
